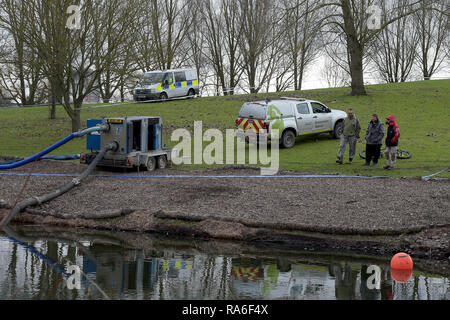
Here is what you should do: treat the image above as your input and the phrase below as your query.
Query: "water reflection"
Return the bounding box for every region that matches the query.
[0,229,448,300]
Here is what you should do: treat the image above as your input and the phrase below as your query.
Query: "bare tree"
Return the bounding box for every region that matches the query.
[96,5,141,103]
[260,19,293,93]
[183,1,210,94]
[282,0,322,91]
[0,0,47,106]
[237,0,279,93]
[321,57,350,88]
[0,28,11,104]
[222,0,244,95]
[199,0,244,96]
[414,0,449,80]
[150,0,192,70]
[323,0,422,95]
[19,0,140,131]
[370,0,419,83]
[201,0,227,95]
[132,1,156,73]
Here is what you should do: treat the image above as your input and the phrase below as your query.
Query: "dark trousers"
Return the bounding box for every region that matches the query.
[366,144,381,164]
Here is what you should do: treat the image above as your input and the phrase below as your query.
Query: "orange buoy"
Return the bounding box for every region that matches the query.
[391,268,413,283]
[390,253,414,270]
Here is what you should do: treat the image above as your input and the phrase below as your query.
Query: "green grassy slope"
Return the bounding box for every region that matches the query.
[0,80,449,178]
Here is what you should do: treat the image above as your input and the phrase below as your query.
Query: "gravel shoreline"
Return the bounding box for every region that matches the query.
[1,160,449,230]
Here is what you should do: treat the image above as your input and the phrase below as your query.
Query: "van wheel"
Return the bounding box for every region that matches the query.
[160,92,168,102]
[187,89,195,99]
[281,130,296,148]
[157,155,167,169]
[146,157,156,172]
[332,121,344,139]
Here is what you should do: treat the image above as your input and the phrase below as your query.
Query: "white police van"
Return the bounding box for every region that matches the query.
[134,68,199,102]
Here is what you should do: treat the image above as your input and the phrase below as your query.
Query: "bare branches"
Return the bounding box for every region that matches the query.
[414,0,449,79]
[369,0,419,83]
[0,0,447,110]
[0,0,47,105]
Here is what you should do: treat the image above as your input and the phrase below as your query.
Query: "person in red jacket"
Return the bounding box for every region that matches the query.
[384,115,401,170]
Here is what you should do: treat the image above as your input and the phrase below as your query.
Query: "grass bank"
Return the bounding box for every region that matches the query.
[0,80,449,178]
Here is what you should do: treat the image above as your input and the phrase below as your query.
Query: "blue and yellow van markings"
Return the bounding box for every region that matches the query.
[156,80,198,92]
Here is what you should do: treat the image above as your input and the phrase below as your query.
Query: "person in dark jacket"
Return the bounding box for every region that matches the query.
[384,115,401,170]
[364,114,384,167]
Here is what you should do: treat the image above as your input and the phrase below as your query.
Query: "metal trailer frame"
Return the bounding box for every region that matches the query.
[81,116,172,171]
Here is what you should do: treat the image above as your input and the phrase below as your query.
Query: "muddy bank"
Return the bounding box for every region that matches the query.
[0,160,449,261]
[6,225,450,277]
[2,208,449,264]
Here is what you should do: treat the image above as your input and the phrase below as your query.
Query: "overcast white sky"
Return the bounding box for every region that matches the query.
[301,54,450,91]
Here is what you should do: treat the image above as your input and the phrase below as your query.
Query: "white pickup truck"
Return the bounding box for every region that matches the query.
[236,97,347,148]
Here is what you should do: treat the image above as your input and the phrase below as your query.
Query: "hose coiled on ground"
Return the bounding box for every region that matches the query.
[0,142,117,230]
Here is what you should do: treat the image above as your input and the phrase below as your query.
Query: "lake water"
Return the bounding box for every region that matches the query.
[0,226,448,300]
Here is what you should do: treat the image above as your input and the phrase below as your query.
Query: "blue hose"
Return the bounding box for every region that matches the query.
[41,154,80,161]
[0,133,77,170]
[422,167,450,180]
[0,172,389,179]
[0,160,21,165]
[0,126,104,170]
[0,154,80,165]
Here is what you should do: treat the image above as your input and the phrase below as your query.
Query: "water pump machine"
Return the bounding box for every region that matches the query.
[81,116,172,171]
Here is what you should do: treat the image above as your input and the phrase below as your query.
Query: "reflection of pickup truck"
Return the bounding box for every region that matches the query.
[236,97,347,148]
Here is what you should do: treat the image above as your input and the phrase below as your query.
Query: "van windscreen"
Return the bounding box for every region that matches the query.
[142,73,165,85]
[238,103,267,120]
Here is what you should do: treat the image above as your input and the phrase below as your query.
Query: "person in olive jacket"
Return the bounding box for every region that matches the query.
[364,114,384,167]
[336,108,361,165]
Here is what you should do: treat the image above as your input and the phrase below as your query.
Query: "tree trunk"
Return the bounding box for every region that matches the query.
[49,93,56,120]
[294,61,299,91]
[348,43,367,96]
[249,67,257,94]
[120,84,125,102]
[341,0,367,96]
[71,108,81,132]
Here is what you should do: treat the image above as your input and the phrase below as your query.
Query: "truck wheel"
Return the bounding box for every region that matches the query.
[157,155,167,169]
[281,130,296,149]
[146,157,156,172]
[332,121,344,139]
[160,92,168,102]
[187,89,195,99]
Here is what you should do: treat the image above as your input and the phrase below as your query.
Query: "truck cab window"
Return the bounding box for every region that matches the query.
[297,103,310,115]
[312,103,327,114]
